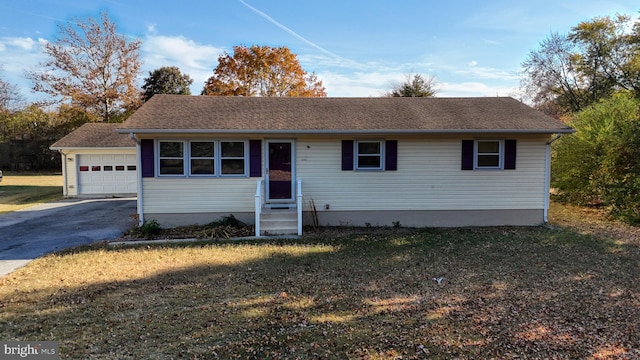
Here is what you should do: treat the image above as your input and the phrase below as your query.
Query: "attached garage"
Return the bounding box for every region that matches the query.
[77,153,137,195]
[50,123,137,197]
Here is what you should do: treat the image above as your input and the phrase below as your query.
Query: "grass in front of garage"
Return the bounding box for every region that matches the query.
[0,172,63,213]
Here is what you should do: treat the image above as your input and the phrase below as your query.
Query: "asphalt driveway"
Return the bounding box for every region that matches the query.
[0,198,137,277]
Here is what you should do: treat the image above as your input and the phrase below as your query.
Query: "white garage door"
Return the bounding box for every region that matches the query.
[77,154,137,195]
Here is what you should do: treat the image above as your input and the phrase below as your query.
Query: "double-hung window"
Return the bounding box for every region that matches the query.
[462,139,516,170]
[356,140,383,170]
[342,140,397,171]
[475,140,502,169]
[157,140,247,177]
[220,141,246,175]
[159,141,185,175]
[190,141,215,175]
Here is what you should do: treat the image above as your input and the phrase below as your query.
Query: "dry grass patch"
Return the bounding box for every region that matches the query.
[0,207,639,359]
[0,173,62,213]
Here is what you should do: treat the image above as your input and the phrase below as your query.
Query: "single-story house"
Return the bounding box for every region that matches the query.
[115,95,573,235]
[50,123,137,197]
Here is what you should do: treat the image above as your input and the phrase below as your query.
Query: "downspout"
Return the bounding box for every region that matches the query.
[58,150,68,197]
[129,133,144,226]
[544,134,563,223]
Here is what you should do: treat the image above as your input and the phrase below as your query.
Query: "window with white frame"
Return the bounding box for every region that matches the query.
[220,141,246,175]
[159,141,185,175]
[356,140,383,170]
[157,140,247,177]
[190,141,215,175]
[475,140,502,169]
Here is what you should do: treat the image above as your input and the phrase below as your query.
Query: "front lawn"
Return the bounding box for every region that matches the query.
[0,173,62,213]
[0,203,638,359]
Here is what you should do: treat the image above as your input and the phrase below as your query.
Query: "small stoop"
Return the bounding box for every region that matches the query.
[260,206,298,236]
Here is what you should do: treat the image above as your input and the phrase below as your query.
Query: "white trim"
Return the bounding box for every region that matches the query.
[474,139,503,170]
[188,140,216,177]
[136,141,144,225]
[155,139,249,178]
[265,139,296,203]
[296,178,303,235]
[355,140,384,171]
[255,179,263,237]
[157,140,186,177]
[60,151,68,197]
[219,140,249,177]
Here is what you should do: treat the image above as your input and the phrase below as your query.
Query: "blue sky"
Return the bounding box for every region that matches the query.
[0,0,638,101]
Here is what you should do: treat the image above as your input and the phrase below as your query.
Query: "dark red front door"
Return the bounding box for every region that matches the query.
[267,141,293,200]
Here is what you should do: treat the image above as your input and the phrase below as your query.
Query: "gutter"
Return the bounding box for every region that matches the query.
[58,150,68,197]
[115,128,576,135]
[129,133,144,226]
[49,146,136,151]
[543,134,564,223]
[128,132,141,145]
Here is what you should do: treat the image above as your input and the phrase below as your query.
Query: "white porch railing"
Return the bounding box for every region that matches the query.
[296,178,303,236]
[254,179,264,237]
[254,178,303,237]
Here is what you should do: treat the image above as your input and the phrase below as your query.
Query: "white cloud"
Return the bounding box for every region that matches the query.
[457,65,519,80]
[433,61,518,81]
[439,81,518,98]
[141,35,225,93]
[0,36,44,55]
[318,72,384,97]
[317,70,412,97]
[0,37,47,100]
[8,37,38,50]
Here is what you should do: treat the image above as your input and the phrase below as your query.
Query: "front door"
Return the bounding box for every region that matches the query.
[266,140,294,202]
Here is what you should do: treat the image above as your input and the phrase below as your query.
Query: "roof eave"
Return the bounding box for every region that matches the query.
[49,146,136,151]
[116,128,575,135]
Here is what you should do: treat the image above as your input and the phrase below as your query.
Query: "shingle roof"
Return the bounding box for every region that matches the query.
[50,123,136,149]
[117,95,573,134]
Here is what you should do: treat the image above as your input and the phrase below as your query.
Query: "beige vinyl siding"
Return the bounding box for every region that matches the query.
[63,152,79,196]
[297,136,547,212]
[140,135,548,216]
[142,178,256,213]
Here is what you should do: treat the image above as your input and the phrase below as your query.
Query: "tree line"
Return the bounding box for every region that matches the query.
[0,11,436,172]
[521,13,640,224]
[3,9,638,224]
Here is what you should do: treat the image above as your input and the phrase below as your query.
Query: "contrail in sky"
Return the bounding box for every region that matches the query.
[238,0,342,59]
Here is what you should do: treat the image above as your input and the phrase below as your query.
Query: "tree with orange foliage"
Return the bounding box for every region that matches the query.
[202,45,326,97]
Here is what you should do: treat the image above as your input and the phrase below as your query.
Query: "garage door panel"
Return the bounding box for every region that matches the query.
[77,154,137,195]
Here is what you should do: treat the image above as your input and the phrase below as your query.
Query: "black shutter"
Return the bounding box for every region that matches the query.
[249,140,262,177]
[385,140,397,171]
[141,139,154,177]
[504,139,517,170]
[461,140,474,170]
[342,140,354,171]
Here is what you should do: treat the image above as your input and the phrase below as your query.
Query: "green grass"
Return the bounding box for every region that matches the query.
[0,173,62,213]
[1,212,638,359]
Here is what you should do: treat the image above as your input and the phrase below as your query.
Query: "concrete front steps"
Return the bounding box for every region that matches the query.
[260,207,298,236]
